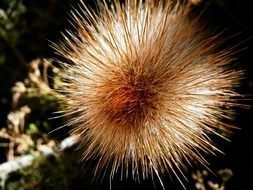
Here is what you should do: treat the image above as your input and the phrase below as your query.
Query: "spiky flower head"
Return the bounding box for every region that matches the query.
[53,0,243,184]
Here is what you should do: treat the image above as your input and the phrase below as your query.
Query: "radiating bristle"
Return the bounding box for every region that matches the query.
[53,0,243,187]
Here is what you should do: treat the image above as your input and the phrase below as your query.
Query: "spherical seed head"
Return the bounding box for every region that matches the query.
[53,0,243,183]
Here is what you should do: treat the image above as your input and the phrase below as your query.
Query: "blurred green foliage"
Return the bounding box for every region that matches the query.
[2,151,80,190]
[0,1,76,189]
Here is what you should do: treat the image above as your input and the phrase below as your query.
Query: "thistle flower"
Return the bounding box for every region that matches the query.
[53,0,243,186]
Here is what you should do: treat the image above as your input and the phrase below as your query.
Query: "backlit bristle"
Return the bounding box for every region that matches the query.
[53,0,243,187]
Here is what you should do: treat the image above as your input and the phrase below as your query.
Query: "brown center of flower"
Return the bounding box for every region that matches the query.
[101,72,159,128]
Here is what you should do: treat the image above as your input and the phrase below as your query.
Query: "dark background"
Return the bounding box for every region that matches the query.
[0,0,253,189]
